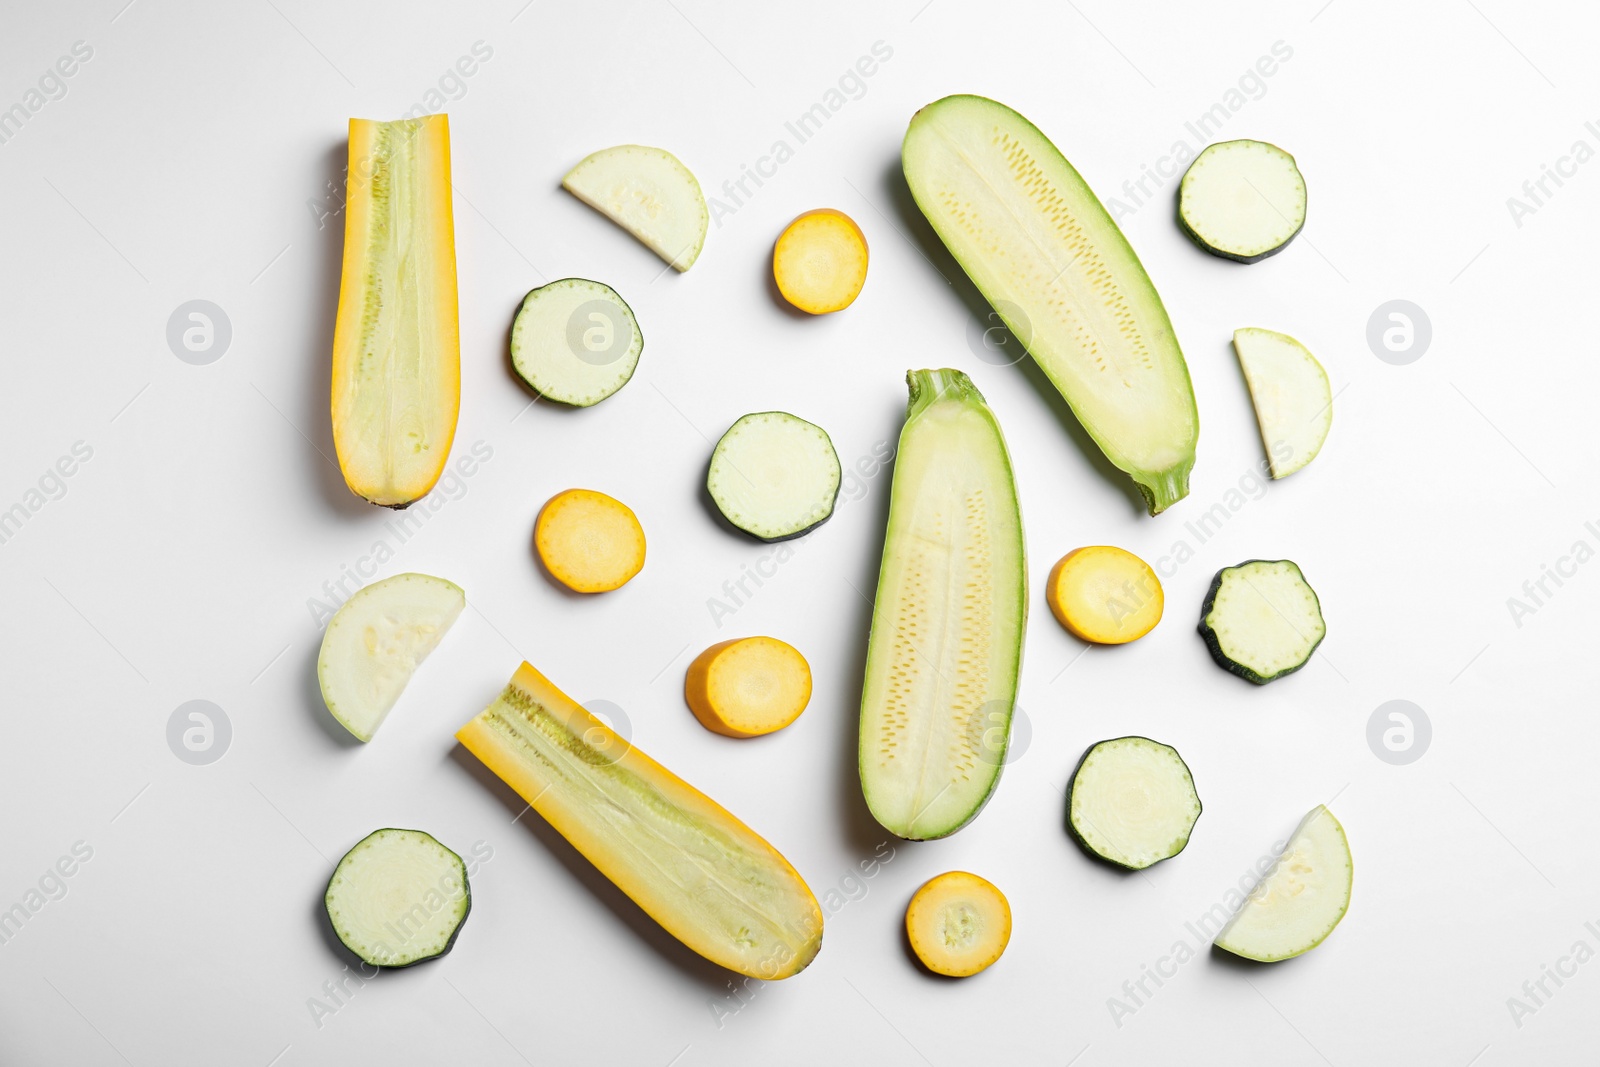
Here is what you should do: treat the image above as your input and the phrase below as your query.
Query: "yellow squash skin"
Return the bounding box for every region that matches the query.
[331,115,460,507]
[457,663,824,979]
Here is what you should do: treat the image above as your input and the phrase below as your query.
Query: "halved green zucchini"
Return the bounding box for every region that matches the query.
[902,95,1199,514]
[324,828,470,967]
[1199,560,1325,684]
[1067,737,1201,870]
[317,573,465,742]
[1178,140,1306,263]
[707,412,841,541]
[511,278,642,407]
[1215,806,1352,962]
[859,369,1026,840]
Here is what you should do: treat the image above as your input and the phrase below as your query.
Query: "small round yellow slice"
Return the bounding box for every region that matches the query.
[685,637,811,737]
[1046,546,1162,644]
[773,209,868,314]
[905,871,1011,978]
[534,489,646,593]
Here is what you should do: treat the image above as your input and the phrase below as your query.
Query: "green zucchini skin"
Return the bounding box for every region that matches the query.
[1065,736,1202,871]
[1197,560,1325,684]
[322,828,471,969]
[1176,206,1304,264]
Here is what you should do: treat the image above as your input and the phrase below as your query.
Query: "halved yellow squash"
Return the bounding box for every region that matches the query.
[330,115,461,507]
[456,663,824,978]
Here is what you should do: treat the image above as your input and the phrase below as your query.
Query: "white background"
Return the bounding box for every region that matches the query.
[0,1,1592,1063]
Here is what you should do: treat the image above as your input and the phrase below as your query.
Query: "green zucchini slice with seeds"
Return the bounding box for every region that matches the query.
[1067,736,1201,870]
[1178,139,1306,262]
[1199,560,1325,684]
[510,278,642,407]
[707,412,841,541]
[324,829,470,968]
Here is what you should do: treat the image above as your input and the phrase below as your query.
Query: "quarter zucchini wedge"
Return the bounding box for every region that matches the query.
[859,369,1026,840]
[318,573,466,742]
[1199,560,1325,684]
[902,95,1199,515]
[1215,806,1352,962]
[1178,140,1306,262]
[324,828,470,968]
[1067,737,1201,870]
[457,663,824,979]
[563,145,708,272]
[331,115,461,508]
[511,278,642,407]
[1233,327,1332,478]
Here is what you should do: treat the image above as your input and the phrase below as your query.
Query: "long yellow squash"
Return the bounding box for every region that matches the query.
[330,115,460,507]
[457,663,824,979]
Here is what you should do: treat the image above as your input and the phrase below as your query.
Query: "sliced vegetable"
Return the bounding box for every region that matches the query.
[905,871,1011,977]
[707,412,841,542]
[1215,805,1352,962]
[685,637,812,737]
[534,489,646,593]
[1178,139,1306,263]
[1199,560,1325,684]
[1046,546,1162,644]
[317,573,465,742]
[511,278,642,407]
[456,663,823,979]
[859,369,1026,841]
[562,145,708,272]
[1233,327,1331,479]
[331,115,460,508]
[773,209,869,314]
[902,95,1199,515]
[324,828,470,967]
[1067,737,1201,870]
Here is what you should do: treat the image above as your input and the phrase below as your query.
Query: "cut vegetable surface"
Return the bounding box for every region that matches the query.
[859,370,1026,840]
[773,209,869,314]
[1179,139,1306,262]
[708,412,841,541]
[331,115,461,508]
[1215,806,1352,962]
[1068,737,1201,870]
[318,573,465,742]
[902,95,1199,515]
[511,278,642,407]
[686,637,812,737]
[457,663,824,979]
[1047,546,1162,644]
[324,828,470,968]
[1233,327,1331,479]
[563,145,708,272]
[1199,560,1325,684]
[535,489,646,593]
[905,871,1011,977]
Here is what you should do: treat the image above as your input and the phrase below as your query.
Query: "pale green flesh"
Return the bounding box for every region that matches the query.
[1232,328,1331,478]
[563,145,708,271]
[511,278,641,407]
[1204,561,1325,681]
[483,686,821,973]
[859,369,1026,840]
[317,573,464,742]
[1070,737,1201,870]
[1216,806,1352,962]
[708,412,841,540]
[902,95,1198,514]
[325,829,468,967]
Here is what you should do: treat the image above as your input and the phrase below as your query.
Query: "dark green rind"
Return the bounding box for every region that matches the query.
[1197,559,1325,684]
[509,277,642,408]
[1065,736,1202,871]
[324,828,471,969]
[1176,141,1306,264]
[706,412,842,543]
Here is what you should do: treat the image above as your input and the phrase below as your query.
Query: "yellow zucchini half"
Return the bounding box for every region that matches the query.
[331,115,461,507]
[457,663,824,979]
